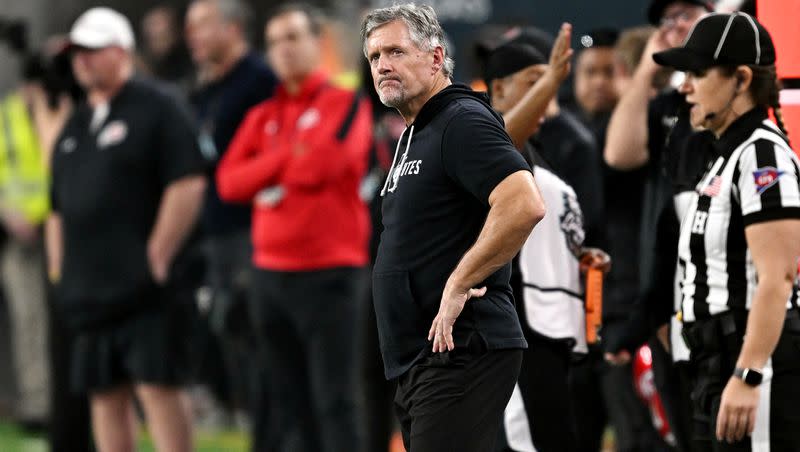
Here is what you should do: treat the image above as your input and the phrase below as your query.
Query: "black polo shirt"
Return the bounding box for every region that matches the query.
[51,77,206,329]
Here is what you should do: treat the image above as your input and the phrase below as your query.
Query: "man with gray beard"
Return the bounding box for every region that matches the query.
[362,4,546,451]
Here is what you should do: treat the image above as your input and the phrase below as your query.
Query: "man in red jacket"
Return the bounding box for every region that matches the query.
[216,3,371,451]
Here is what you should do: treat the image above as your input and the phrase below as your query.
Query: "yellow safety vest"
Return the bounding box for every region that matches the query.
[0,92,49,225]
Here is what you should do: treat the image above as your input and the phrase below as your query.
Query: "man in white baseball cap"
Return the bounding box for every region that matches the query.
[48,6,206,452]
[68,7,135,51]
[66,7,135,104]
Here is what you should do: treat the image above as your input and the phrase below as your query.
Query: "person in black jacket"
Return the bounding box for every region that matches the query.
[362,4,545,451]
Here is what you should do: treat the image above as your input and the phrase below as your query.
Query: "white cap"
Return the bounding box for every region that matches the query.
[69,7,135,51]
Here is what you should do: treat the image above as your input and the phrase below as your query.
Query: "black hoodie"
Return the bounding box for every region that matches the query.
[373,84,530,379]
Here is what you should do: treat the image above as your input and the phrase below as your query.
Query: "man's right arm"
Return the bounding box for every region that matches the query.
[503,23,573,150]
[604,30,668,170]
[216,106,290,202]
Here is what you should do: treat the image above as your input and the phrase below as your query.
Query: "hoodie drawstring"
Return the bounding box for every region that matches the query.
[380,125,414,197]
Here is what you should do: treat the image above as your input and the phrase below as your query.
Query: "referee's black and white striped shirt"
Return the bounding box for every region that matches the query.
[678,108,800,323]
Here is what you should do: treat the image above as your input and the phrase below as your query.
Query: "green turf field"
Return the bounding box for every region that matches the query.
[0,421,249,452]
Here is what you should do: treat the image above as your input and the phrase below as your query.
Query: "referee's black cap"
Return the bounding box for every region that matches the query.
[647,0,712,25]
[653,12,776,72]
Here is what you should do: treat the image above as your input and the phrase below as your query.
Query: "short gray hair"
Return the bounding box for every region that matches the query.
[361,3,455,78]
[194,0,252,30]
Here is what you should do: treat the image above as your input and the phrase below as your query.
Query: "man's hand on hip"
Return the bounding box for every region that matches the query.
[428,285,487,353]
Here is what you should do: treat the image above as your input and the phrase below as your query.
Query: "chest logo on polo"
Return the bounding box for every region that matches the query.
[296,108,320,131]
[753,166,784,195]
[264,120,278,135]
[97,120,128,149]
[60,137,77,154]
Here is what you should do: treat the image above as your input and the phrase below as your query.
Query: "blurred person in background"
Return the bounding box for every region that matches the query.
[141,5,194,92]
[0,53,53,433]
[565,28,619,146]
[493,26,606,250]
[566,25,671,452]
[481,29,608,452]
[184,0,277,438]
[603,1,714,451]
[25,35,94,451]
[613,26,671,99]
[47,7,206,452]
[216,3,371,451]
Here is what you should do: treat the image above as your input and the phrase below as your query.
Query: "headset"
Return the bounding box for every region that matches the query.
[704,72,744,122]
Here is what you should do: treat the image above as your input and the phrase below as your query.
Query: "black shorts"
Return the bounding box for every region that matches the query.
[70,301,193,394]
[394,342,522,452]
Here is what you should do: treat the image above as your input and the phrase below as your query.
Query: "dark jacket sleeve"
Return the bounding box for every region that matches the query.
[603,177,678,354]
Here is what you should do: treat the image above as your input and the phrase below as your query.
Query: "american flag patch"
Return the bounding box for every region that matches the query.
[700,175,722,197]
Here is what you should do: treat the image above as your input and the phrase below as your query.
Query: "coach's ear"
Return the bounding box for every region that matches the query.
[431,45,444,75]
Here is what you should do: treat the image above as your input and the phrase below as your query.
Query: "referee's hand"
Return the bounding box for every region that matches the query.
[716,377,759,443]
[428,286,487,353]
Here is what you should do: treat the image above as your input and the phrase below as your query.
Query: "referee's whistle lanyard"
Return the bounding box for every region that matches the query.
[380,125,414,197]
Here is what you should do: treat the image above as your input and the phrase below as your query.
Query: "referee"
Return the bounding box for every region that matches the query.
[653,12,800,449]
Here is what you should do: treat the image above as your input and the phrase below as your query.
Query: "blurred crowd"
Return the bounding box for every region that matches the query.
[0,0,786,451]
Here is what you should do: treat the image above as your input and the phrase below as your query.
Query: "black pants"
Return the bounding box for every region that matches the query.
[394,346,522,452]
[496,332,575,452]
[250,267,366,452]
[47,287,93,452]
[684,309,800,451]
[650,339,703,452]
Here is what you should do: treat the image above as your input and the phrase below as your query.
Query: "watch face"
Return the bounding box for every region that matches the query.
[742,368,763,386]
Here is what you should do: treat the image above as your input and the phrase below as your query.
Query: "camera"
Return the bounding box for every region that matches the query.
[0,17,83,108]
[0,18,28,53]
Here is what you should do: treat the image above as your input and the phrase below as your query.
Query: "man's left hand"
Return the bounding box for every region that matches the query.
[716,376,759,443]
[428,285,487,353]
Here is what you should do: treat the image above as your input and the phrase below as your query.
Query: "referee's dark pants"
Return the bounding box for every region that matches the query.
[250,266,366,452]
[683,308,800,451]
[394,340,522,452]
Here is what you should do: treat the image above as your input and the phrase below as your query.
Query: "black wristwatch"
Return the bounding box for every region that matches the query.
[733,367,763,386]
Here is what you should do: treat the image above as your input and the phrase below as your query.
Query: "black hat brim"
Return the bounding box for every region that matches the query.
[653,47,716,72]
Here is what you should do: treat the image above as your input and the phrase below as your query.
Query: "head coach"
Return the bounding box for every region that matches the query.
[362,4,546,451]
